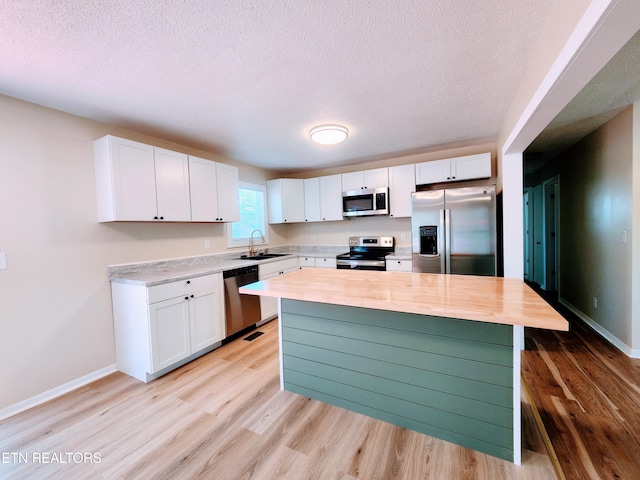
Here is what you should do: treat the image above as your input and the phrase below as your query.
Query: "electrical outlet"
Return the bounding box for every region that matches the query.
[401,233,407,242]
[0,252,6,270]
[622,230,627,244]
[204,240,211,249]
[592,297,598,308]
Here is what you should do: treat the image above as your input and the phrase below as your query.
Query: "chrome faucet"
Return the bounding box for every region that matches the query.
[248,229,265,257]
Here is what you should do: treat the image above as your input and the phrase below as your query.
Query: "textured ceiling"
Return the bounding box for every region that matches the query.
[1,1,556,172]
[526,29,640,171]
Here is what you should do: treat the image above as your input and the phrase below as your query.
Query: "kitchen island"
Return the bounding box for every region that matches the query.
[240,269,567,464]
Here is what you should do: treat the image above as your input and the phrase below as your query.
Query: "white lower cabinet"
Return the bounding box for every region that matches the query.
[111,273,224,382]
[299,256,337,269]
[386,259,413,272]
[259,258,300,321]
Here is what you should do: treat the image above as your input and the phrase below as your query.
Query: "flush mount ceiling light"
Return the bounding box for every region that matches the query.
[309,124,349,145]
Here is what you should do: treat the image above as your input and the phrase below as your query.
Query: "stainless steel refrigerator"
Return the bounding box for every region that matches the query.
[411,186,496,276]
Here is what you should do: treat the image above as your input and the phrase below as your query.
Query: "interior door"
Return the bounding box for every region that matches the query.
[544,180,559,291]
[533,184,544,287]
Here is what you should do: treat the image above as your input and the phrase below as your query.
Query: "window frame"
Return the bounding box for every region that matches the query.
[226,182,269,248]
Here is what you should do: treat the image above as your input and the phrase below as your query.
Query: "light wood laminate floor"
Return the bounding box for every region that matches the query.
[1,319,557,479]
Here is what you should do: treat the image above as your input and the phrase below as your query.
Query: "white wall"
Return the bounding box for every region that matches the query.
[0,95,281,412]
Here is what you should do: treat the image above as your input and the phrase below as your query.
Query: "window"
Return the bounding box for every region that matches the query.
[227,182,269,248]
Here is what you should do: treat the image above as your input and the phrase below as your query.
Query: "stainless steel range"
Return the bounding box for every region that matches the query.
[336,236,395,271]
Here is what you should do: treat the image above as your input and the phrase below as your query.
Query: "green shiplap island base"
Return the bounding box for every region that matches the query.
[280,299,515,462]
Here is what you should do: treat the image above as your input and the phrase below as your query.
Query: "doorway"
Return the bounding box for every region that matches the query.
[524,177,559,291]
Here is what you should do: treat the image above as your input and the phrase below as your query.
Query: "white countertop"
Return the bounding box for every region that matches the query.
[108,246,348,286]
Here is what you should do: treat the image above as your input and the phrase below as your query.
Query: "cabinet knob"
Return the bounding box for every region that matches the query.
[190,294,194,298]
[185,296,189,300]
[186,280,191,284]
[159,216,164,220]
[153,216,158,220]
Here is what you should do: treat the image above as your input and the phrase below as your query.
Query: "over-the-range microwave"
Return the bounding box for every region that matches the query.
[342,187,389,217]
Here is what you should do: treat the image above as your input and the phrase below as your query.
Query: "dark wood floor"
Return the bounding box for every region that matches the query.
[522,287,640,479]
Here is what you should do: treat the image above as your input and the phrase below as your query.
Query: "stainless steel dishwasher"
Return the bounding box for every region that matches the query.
[223,265,261,337]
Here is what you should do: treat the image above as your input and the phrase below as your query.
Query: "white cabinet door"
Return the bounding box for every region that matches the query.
[189,290,223,351]
[95,136,157,221]
[267,179,305,223]
[149,296,191,372]
[450,153,491,181]
[153,148,191,221]
[189,156,219,222]
[342,168,389,191]
[189,157,240,222]
[388,164,415,218]
[341,171,365,192]
[215,162,240,222]
[364,168,389,188]
[304,177,321,222]
[415,159,451,184]
[319,174,344,221]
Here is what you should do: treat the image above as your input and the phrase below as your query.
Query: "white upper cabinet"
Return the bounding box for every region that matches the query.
[415,159,451,184]
[95,135,193,222]
[214,162,240,222]
[153,147,192,221]
[388,164,415,218]
[415,153,491,185]
[319,174,344,221]
[304,174,343,223]
[450,153,492,181]
[95,136,157,221]
[95,135,238,223]
[341,167,389,191]
[189,156,239,222]
[267,178,305,224]
[303,177,321,222]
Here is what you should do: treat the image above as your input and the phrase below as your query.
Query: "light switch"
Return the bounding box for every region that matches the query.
[0,252,6,270]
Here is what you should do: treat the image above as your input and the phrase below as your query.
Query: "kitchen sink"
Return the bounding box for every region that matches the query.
[232,253,291,260]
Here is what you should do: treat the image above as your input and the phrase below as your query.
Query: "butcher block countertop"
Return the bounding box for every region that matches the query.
[240,268,568,331]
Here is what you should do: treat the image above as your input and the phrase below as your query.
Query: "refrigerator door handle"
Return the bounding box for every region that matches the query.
[440,209,446,273]
[444,208,451,273]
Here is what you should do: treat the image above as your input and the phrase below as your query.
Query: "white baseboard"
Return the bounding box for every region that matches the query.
[0,364,117,421]
[559,299,640,359]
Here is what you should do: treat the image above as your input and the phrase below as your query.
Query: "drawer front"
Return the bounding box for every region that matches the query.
[387,259,413,272]
[259,257,300,276]
[299,256,316,267]
[148,274,218,304]
[315,257,337,268]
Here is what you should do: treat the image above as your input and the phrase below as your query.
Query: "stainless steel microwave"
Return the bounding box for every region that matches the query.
[342,187,389,217]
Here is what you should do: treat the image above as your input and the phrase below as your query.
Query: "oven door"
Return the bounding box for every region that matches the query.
[336,258,387,270]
